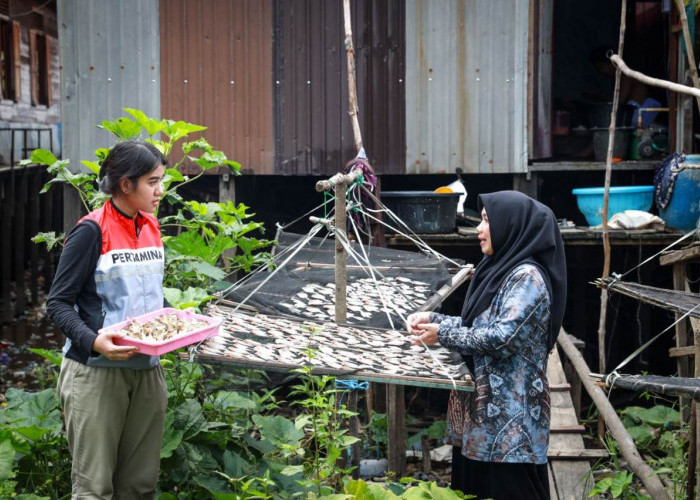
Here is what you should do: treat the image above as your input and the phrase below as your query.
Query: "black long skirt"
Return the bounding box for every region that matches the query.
[451,447,550,500]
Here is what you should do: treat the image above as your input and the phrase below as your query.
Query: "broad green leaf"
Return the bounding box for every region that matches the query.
[173,399,207,439]
[340,435,360,446]
[0,440,16,481]
[160,411,184,459]
[31,231,65,251]
[182,138,212,154]
[253,414,304,447]
[590,477,613,496]
[13,425,51,442]
[124,108,164,136]
[209,390,257,411]
[163,286,212,310]
[621,405,680,428]
[279,464,304,476]
[368,483,400,498]
[610,470,632,497]
[191,260,226,281]
[222,449,251,477]
[625,424,655,448]
[20,148,57,166]
[343,479,372,498]
[80,160,101,174]
[162,120,207,142]
[194,474,236,498]
[99,117,142,140]
[242,433,276,454]
[27,348,62,366]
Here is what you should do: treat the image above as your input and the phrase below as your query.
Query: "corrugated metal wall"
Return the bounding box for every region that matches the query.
[274,0,405,175]
[59,0,161,168]
[405,0,529,174]
[160,0,274,174]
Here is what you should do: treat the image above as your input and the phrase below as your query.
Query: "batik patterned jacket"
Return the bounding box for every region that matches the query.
[431,263,552,464]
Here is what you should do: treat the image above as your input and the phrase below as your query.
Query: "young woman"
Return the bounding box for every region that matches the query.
[406,191,566,500]
[48,140,169,498]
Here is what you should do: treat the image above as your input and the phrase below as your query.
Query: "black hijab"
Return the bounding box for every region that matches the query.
[460,191,566,353]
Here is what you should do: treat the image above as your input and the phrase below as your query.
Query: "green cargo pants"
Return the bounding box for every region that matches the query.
[57,358,168,499]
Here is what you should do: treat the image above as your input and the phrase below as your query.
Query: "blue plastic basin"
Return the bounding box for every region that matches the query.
[572,186,654,226]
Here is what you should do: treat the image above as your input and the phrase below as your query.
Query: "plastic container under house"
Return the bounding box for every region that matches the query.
[658,155,700,232]
[571,186,654,226]
[381,191,461,234]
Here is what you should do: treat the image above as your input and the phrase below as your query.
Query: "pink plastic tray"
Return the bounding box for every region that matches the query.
[102,307,222,355]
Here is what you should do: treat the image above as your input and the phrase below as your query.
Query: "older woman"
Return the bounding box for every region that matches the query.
[407,190,566,500]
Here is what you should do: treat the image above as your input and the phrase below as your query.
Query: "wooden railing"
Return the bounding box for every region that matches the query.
[0,164,63,323]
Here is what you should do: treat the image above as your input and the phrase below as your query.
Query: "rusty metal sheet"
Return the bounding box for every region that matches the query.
[273,0,405,175]
[160,0,274,174]
[405,0,529,174]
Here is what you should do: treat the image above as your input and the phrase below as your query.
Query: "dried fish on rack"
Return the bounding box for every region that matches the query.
[277,276,432,324]
[191,305,474,392]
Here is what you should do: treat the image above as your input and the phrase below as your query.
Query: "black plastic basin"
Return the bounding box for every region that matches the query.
[381,191,461,234]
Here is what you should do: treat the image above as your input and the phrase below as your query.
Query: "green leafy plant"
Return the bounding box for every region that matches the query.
[588,403,687,500]
[0,388,70,498]
[22,108,274,310]
[287,337,360,495]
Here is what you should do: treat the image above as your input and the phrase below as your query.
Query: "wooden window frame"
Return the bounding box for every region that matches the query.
[30,28,52,107]
[0,16,20,102]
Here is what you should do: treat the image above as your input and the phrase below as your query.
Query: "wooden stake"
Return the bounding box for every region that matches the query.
[598,0,627,439]
[674,0,700,115]
[343,0,363,153]
[558,331,671,500]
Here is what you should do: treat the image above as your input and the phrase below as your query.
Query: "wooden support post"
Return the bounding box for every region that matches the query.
[559,330,671,500]
[62,184,83,234]
[219,174,237,265]
[348,390,361,479]
[316,170,362,475]
[40,175,54,293]
[688,402,697,500]
[560,337,584,419]
[512,172,539,200]
[0,174,12,323]
[334,183,348,325]
[421,434,431,473]
[14,167,27,316]
[386,384,406,477]
[29,169,40,306]
[673,264,693,423]
[694,317,700,498]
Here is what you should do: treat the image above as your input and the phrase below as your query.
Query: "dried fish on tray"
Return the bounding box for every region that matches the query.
[189,305,473,392]
[103,308,222,355]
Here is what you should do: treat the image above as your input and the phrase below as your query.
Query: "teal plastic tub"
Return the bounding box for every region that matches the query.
[658,155,700,232]
[572,186,655,226]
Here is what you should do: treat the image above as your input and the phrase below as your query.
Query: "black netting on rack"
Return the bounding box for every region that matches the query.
[223,231,460,329]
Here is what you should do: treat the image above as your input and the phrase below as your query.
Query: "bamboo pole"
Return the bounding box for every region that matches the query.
[674,0,700,115]
[343,0,363,153]
[558,331,671,500]
[609,55,700,98]
[597,0,627,439]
